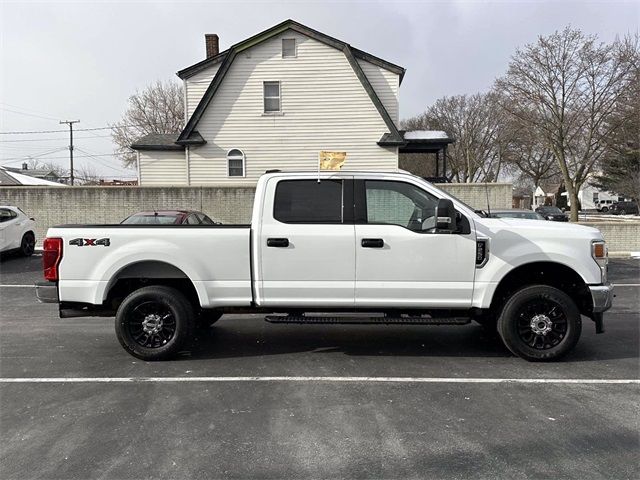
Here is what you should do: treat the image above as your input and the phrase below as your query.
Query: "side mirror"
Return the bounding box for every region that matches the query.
[436,198,457,232]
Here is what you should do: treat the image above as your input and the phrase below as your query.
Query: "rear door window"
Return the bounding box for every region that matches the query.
[274,180,343,223]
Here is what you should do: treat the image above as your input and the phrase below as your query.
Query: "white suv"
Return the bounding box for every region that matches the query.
[595,199,615,213]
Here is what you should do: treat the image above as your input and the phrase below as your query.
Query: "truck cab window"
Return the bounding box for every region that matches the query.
[364,180,438,232]
[274,180,343,223]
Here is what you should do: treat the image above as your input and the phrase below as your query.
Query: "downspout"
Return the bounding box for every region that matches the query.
[183,79,191,186]
[136,151,141,185]
[186,146,191,186]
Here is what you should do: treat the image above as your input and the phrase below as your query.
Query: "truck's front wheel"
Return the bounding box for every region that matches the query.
[115,286,195,361]
[498,285,582,361]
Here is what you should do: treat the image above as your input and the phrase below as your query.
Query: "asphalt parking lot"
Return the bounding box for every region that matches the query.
[0,254,638,479]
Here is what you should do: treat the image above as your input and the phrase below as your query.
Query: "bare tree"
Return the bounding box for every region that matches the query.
[112,80,184,168]
[75,164,104,185]
[502,116,561,188]
[495,28,638,221]
[402,93,507,182]
[591,67,640,199]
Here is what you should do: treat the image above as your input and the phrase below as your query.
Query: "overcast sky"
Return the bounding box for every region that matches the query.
[1,0,638,178]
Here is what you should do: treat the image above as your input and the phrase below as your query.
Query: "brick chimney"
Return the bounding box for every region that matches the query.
[205,34,219,59]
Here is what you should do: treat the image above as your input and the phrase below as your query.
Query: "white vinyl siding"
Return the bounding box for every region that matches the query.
[188,31,399,185]
[184,63,221,118]
[357,58,400,126]
[138,150,187,185]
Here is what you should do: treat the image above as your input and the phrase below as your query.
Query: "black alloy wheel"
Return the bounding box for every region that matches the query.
[21,232,35,256]
[115,286,194,360]
[515,298,567,350]
[128,301,177,348]
[498,285,581,361]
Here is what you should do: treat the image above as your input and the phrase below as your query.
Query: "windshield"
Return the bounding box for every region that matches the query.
[539,207,563,214]
[493,211,543,220]
[122,214,179,225]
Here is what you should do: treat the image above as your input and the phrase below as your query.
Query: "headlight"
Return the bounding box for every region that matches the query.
[547,215,554,220]
[591,240,608,283]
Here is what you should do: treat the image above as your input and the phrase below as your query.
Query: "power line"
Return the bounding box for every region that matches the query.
[0,102,63,121]
[0,133,112,143]
[0,107,60,122]
[1,152,121,161]
[0,124,143,135]
[75,147,130,174]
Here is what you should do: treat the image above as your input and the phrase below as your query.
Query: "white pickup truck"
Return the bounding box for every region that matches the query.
[36,171,613,361]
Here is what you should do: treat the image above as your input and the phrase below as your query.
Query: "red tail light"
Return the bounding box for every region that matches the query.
[43,237,63,281]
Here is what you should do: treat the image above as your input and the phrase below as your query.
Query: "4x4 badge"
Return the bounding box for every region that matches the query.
[69,238,110,247]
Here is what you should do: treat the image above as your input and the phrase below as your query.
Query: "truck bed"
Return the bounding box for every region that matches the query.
[47,224,253,309]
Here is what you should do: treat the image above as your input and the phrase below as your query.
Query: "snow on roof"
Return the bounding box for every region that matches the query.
[0,167,67,186]
[403,130,450,140]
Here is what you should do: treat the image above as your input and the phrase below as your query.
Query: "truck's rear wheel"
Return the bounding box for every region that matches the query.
[498,285,581,361]
[115,286,194,361]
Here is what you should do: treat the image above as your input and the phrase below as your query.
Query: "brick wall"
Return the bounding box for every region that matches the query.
[577,222,640,253]
[0,182,511,243]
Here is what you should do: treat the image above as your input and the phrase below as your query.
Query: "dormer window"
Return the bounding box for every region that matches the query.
[282,38,296,58]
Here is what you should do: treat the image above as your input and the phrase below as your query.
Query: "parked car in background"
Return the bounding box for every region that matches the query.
[0,206,36,256]
[535,206,569,222]
[609,201,639,216]
[595,199,616,213]
[121,210,220,225]
[489,209,545,220]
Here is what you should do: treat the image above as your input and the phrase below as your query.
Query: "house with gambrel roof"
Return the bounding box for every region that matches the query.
[132,19,452,185]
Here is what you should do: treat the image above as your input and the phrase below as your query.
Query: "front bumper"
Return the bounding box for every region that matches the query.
[589,283,614,313]
[35,281,59,303]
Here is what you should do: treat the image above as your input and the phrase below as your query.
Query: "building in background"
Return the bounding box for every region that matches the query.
[3,163,64,184]
[132,19,452,186]
[0,166,67,187]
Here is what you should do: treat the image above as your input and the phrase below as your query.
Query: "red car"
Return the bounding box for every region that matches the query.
[121,210,219,225]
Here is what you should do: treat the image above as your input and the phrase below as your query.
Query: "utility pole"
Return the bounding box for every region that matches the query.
[60,120,79,185]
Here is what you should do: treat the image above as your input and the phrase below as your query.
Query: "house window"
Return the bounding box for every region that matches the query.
[227,149,245,177]
[263,81,281,113]
[282,38,296,58]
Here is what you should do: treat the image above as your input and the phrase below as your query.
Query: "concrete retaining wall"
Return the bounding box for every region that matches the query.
[439,183,513,210]
[578,222,640,254]
[0,183,513,242]
[0,186,255,241]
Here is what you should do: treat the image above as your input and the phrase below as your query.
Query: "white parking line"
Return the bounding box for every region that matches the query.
[0,377,638,384]
[2,284,640,288]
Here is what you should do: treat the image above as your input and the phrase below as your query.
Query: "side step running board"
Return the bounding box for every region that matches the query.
[264,315,470,325]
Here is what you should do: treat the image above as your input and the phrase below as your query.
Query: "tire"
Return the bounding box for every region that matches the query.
[619,209,626,215]
[197,311,223,328]
[497,285,581,361]
[20,232,35,256]
[601,207,608,213]
[115,286,195,361]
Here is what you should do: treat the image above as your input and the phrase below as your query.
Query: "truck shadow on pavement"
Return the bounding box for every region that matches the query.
[183,319,638,363]
[187,322,515,360]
